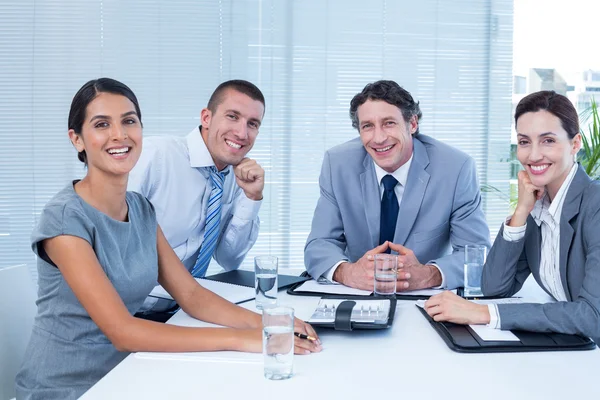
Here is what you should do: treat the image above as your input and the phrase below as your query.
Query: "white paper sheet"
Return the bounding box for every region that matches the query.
[149,278,255,304]
[294,280,373,296]
[469,324,520,341]
[471,297,525,305]
[398,288,457,297]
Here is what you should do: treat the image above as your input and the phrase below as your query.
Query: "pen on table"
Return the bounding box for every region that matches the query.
[294,332,318,342]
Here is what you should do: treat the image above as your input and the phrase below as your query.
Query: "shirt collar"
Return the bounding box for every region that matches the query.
[373,155,413,187]
[531,163,578,226]
[186,126,231,174]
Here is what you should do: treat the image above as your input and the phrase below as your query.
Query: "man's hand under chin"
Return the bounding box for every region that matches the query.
[388,243,442,290]
[234,158,265,201]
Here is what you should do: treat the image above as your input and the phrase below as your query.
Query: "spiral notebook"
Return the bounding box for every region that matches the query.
[149,278,255,304]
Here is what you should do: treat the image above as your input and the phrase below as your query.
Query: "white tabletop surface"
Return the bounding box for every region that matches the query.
[82,278,600,400]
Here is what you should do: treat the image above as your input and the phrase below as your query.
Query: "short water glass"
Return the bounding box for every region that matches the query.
[464,245,487,297]
[255,256,278,310]
[374,254,397,297]
[262,306,294,380]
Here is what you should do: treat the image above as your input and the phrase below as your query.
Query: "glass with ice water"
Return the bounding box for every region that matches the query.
[464,245,487,297]
[374,254,397,297]
[262,306,294,380]
[254,256,278,310]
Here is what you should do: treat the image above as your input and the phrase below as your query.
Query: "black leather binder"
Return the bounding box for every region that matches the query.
[307,296,397,331]
[204,269,309,290]
[417,306,596,353]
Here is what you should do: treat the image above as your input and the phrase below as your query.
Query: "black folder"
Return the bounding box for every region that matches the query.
[204,269,310,290]
[417,306,596,353]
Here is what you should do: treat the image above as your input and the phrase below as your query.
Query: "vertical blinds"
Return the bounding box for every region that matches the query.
[0,0,512,278]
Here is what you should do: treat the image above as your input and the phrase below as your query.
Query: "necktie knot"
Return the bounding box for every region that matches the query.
[208,166,225,188]
[382,174,398,192]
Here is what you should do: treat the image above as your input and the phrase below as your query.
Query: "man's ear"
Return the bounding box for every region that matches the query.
[572,133,582,155]
[68,130,85,153]
[200,108,212,129]
[408,115,419,136]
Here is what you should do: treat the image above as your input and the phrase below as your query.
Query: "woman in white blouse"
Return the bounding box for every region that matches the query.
[424,90,600,343]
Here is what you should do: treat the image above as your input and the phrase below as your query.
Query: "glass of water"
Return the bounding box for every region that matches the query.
[254,255,278,310]
[262,306,294,380]
[374,254,397,297]
[464,245,487,297]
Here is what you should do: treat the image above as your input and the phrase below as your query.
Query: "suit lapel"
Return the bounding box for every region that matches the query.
[360,154,381,249]
[558,165,590,301]
[394,139,430,245]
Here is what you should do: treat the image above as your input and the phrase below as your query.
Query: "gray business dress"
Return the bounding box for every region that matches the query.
[15,182,158,400]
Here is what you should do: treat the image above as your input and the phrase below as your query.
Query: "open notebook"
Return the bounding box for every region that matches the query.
[149,278,255,304]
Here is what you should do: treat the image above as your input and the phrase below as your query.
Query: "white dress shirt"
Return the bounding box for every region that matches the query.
[128,127,261,311]
[487,163,578,328]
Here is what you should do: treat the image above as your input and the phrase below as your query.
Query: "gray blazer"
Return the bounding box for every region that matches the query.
[482,165,600,343]
[304,135,491,289]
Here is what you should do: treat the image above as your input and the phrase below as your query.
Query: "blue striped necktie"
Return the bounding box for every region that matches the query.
[190,166,225,278]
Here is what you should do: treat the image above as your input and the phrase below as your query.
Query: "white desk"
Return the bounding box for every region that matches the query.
[82,280,600,400]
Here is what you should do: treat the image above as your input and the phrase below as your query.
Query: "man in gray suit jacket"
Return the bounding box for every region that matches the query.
[304,80,490,291]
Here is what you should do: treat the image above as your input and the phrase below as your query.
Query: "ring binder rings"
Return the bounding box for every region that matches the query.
[417,306,596,353]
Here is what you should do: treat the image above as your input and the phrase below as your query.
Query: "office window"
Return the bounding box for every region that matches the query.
[0,0,513,278]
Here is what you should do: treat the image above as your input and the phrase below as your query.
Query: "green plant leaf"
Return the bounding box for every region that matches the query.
[579,97,600,180]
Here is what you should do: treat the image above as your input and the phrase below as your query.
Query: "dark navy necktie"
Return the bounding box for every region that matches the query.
[379,174,399,252]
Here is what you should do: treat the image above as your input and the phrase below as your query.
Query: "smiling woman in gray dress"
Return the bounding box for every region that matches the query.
[423,90,600,344]
[15,78,321,400]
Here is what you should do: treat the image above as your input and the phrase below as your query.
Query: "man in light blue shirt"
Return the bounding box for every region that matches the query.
[129,80,266,313]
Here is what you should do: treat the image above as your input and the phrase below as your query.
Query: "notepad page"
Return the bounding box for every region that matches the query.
[295,280,373,296]
[149,278,255,304]
[471,298,524,305]
[469,324,520,341]
[398,288,457,296]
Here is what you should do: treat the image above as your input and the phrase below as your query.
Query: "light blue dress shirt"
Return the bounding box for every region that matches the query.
[128,127,261,311]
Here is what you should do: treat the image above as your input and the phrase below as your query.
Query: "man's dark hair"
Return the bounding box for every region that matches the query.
[349,80,422,135]
[515,90,579,139]
[68,78,142,166]
[207,79,265,114]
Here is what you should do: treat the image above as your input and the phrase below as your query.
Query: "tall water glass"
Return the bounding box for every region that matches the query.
[374,254,397,297]
[464,245,487,297]
[254,256,278,310]
[262,306,294,380]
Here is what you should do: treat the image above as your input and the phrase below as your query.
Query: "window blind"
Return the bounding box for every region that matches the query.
[0,0,513,279]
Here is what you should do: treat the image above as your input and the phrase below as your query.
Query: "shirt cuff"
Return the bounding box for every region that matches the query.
[426,262,446,289]
[502,219,527,242]
[487,304,501,329]
[233,195,262,221]
[319,260,347,283]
